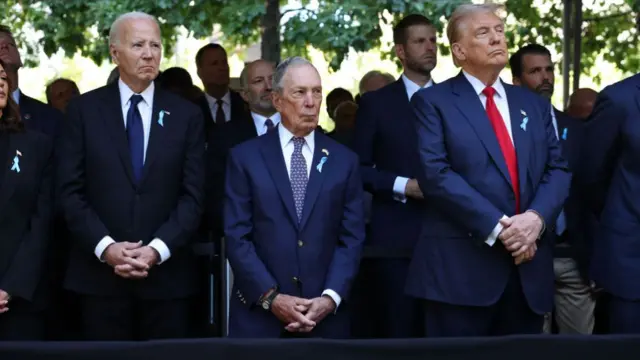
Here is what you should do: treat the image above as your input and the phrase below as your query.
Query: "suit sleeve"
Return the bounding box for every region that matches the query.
[578,91,623,216]
[57,99,110,253]
[412,93,505,239]
[324,156,366,300]
[224,148,277,303]
[352,94,405,199]
[525,101,572,227]
[1,137,53,302]
[153,109,205,251]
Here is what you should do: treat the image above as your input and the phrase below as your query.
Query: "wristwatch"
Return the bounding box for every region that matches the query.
[261,289,279,311]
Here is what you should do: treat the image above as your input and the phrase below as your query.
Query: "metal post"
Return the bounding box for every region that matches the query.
[572,0,583,93]
[562,0,572,109]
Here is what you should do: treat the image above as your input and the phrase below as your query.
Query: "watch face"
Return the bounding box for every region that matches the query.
[262,301,269,310]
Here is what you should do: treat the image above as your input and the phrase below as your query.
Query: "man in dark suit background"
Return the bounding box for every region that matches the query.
[195,43,247,142]
[206,59,276,237]
[351,14,436,338]
[57,12,204,340]
[510,44,594,334]
[581,73,640,334]
[224,57,365,338]
[408,4,570,337]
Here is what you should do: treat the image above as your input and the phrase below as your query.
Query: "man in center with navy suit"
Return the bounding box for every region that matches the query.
[407,4,570,337]
[224,57,365,338]
[352,14,436,338]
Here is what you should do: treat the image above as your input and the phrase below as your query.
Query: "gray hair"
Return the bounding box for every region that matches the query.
[239,59,274,90]
[109,12,159,46]
[446,4,503,45]
[358,70,395,94]
[273,56,315,93]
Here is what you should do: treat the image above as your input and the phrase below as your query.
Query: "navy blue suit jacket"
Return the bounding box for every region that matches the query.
[581,74,640,300]
[58,82,205,299]
[224,128,365,338]
[352,79,423,254]
[20,92,63,140]
[0,130,53,309]
[406,73,571,314]
[554,110,591,279]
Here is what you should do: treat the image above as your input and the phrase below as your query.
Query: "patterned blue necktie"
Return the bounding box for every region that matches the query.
[127,94,144,183]
[290,137,308,222]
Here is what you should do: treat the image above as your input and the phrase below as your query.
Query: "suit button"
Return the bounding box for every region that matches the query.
[292,276,299,283]
[298,240,304,247]
[468,233,473,237]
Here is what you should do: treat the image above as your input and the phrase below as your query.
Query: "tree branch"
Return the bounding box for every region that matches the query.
[583,11,633,22]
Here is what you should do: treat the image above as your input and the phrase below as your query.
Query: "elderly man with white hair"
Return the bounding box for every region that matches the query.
[58,12,205,340]
[406,4,570,337]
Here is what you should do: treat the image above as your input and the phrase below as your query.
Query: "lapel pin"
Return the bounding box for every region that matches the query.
[11,149,21,173]
[562,128,568,140]
[520,116,528,131]
[158,110,169,127]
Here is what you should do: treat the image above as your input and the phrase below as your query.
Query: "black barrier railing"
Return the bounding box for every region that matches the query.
[1,335,640,360]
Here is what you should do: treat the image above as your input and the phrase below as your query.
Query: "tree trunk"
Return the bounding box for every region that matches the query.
[261,0,281,64]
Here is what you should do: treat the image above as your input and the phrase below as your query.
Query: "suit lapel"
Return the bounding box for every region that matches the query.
[139,89,168,186]
[299,132,328,230]
[0,134,23,214]
[505,84,531,210]
[261,130,298,227]
[451,73,512,187]
[101,83,135,185]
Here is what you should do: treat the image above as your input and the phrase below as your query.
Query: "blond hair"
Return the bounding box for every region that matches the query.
[446,4,503,67]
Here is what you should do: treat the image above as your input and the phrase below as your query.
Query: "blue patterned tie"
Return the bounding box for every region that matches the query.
[127,94,144,183]
[290,137,308,222]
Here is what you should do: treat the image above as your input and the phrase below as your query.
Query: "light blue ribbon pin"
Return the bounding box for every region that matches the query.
[520,117,528,131]
[158,110,169,127]
[316,156,327,173]
[10,153,20,173]
[561,127,568,140]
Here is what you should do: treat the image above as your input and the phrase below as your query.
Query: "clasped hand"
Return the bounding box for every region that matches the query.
[499,211,543,265]
[0,289,10,314]
[271,294,336,333]
[103,241,159,279]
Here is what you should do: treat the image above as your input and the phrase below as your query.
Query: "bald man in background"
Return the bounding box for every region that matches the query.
[567,88,598,121]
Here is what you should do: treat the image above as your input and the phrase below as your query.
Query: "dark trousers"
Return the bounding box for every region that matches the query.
[80,295,191,341]
[424,269,544,337]
[0,299,45,341]
[608,295,640,334]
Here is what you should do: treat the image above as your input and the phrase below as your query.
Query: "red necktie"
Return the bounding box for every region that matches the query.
[482,86,520,213]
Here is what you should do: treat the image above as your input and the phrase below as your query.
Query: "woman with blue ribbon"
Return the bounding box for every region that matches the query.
[0,59,54,340]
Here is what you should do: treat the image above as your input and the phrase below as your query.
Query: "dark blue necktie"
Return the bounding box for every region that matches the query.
[127,94,144,183]
[290,137,308,222]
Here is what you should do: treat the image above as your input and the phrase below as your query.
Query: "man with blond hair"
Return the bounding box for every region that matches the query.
[406,4,570,336]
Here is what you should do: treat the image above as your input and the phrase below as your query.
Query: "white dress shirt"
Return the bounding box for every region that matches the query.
[461,71,514,247]
[205,91,231,123]
[392,74,434,204]
[94,79,171,264]
[252,112,281,136]
[12,89,20,104]
[277,124,342,309]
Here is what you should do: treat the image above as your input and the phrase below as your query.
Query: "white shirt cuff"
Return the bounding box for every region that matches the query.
[148,238,171,264]
[321,289,342,312]
[95,236,116,262]
[485,215,508,246]
[392,176,409,203]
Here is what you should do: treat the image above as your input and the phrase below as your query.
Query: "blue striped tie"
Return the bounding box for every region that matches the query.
[127,94,144,183]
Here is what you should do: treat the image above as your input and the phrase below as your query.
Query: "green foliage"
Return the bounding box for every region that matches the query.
[1,0,638,79]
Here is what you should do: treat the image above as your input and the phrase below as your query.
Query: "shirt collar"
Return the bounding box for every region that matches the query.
[278,121,315,151]
[252,111,281,128]
[205,91,231,108]
[12,89,20,105]
[462,70,506,99]
[401,74,434,100]
[119,78,154,108]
